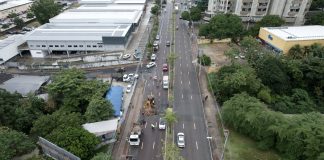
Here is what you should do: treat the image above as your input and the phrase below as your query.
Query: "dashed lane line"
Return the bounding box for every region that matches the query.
[196,141,199,150]
[194,123,196,130]
[153,141,155,150]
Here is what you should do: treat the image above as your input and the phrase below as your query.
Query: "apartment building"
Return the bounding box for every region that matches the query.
[206,0,312,25]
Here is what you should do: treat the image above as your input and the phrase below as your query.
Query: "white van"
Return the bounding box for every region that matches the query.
[163,76,169,89]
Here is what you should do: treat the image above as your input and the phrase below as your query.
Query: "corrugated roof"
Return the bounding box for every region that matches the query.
[105,86,123,117]
[0,0,32,11]
[82,119,119,136]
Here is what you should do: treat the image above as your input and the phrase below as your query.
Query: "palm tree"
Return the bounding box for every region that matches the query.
[164,108,177,133]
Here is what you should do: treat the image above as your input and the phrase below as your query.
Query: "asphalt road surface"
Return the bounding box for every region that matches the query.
[130,0,212,159]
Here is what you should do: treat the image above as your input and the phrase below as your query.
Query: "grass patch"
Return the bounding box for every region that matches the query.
[225,130,281,160]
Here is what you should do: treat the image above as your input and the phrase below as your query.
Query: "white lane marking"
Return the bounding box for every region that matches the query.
[187,63,188,67]
[180,63,181,67]
[153,141,155,149]
[188,71,189,75]
[189,80,190,85]
[191,95,192,100]
[159,92,161,96]
[194,123,196,130]
[182,94,183,99]
[196,141,199,150]
[181,80,182,84]
[151,91,153,96]
[141,142,144,150]
[183,123,184,129]
[145,122,147,128]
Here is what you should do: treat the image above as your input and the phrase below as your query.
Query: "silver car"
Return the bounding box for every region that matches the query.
[177,132,185,148]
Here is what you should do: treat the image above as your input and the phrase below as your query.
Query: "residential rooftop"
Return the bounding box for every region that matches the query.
[262,25,324,41]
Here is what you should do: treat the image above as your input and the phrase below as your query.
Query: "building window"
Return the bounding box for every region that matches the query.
[92,45,97,48]
[55,45,59,47]
[79,45,83,47]
[68,45,72,47]
[60,45,64,47]
[30,45,34,47]
[36,45,40,47]
[98,45,103,48]
[42,45,46,47]
[73,45,77,47]
[49,45,53,47]
[87,45,91,47]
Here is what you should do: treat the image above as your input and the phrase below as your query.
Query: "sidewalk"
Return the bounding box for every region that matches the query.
[198,67,223,160]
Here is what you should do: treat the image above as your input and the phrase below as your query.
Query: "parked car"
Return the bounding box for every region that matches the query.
[156,34,160,40]
[123,74,130,82]
[166,41,170,46]
[146,62,156,69]
[151,54,156,61]
[162,63,168,72]
[22,27,33,31]
[122,54,131,60]
[126,84,132,93]
[159,118,166,130]
[177,132,185,148]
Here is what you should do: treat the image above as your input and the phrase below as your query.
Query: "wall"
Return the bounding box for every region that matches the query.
[283,39,324,53]
[30,50,47,58]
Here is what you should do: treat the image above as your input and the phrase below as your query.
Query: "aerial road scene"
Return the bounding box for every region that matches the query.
[0,0,324,160]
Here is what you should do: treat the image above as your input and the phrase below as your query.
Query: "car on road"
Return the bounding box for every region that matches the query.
[123,74,131,82]
[166,41,170,46]
[159,118,166,130]
[162,63,168,72]
[151,54,156,61]
[146,62,156,69]
[122,54,131,60]
[126,84,132,93]
[177,132,185,148]
[156,34,160,40]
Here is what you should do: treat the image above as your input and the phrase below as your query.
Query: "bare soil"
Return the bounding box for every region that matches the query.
[199,43,231,72]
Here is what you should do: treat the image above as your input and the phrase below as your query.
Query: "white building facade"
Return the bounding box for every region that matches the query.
[206,0,312,25]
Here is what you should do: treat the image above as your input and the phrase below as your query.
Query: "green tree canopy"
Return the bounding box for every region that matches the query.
[310,0,324,10]
[189,6,202,21]
[151,5,159,15]
[306,12,324,25]
[164,108,177,133]
[209,64,262,103]
[30,0,62,24]
[250,15,284,36]
[163,142,184,160]
[31,110,84,137]
[13,17,24,29]
[0,89,22,128]
[207,13,244,41]
[0,127,35,160]
[181,11,190,21]
[198,54,211,66]
[85,97,115,123]
[47,126,100,159]
[198,24,210,37]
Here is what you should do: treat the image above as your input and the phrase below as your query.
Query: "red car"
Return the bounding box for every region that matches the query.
[162,63,168,72]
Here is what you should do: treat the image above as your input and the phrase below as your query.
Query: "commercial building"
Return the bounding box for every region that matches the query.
[0,35,25,64]
[206,0,312,25]
[258,25,324,54]
[0,0,32,20]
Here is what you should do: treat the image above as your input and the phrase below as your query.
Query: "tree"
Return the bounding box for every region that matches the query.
[164,108,177,133]
[91,153,113,160]
[288,44,305,59]
[7,12,18,18]
[310,0,324,10]
[189,7,202,21]
[181,11,190,21]
[250,15,284,36]
[209,64,262,103]
[26,12,35,19]
[0,89,22,129]
[13,17,24,29]
[46,126,100,159]
[306,12,324,25]
[208,13,243,41]
[198,54,211,66]
[30,0,61,24]
[224,47,240,63]
[31,110,84,137]
[198,24,210,37]
[163,142,184,160]
[85,97,115,123]
[0,127,35,160]
[2,24,9,29]
[151,5,159,15]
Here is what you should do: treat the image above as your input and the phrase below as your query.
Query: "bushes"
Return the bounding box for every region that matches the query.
[198,54,211,66]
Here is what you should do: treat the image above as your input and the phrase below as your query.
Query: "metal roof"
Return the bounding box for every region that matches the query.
[76,4,144,11]
[82,118,119,136]
[0,35,24,50]
[0,0,32,11]
[25,23,132,41]
[262,25,324,41]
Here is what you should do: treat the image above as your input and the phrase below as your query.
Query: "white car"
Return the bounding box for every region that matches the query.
[126,84,132,93]
[122,54,131,60]
[146,62,156,69]
[123,74,130,82]
[134,74,139,79]
[151,54,156,61]
[177,132,185,148]
[156,34,160,40]
[159,118,166,130]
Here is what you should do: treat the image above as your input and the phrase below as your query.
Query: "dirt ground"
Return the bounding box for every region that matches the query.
[199,43,231,72]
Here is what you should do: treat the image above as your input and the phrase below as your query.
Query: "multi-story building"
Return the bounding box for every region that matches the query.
[206,0,312,25]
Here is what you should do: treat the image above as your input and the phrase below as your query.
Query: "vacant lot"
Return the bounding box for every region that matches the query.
[199,43,231,72]
[225,130,281,160]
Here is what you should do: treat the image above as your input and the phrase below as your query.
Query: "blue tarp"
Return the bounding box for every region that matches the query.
[105,86,123,117]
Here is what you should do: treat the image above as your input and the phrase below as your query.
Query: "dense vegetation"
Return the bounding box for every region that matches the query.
[0,69,114,159]
[209,37,324,159]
